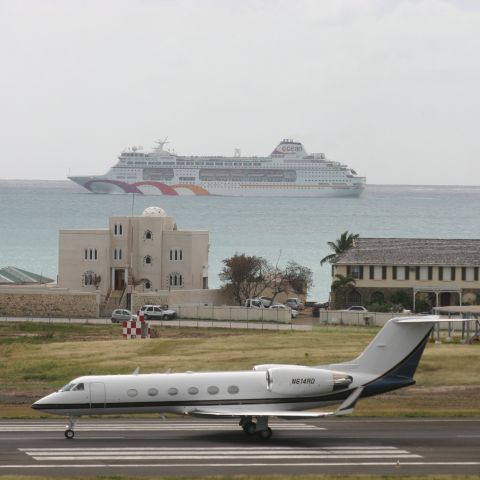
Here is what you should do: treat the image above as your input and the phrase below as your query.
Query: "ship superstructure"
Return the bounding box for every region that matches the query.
[68,139,366,197]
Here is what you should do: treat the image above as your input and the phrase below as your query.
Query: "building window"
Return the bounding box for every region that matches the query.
[416,266,432,281]
[170,249,183,261]
[144,255,152,265]
[463,267,475,282]
[85,248,97,261]
[144,230,153,240]
[351,266,363,280]
[114,224,123,236]
[169,273,183,287]
[144,279,152,290]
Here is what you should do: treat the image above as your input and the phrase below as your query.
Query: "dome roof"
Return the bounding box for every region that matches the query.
[142,206,168,217]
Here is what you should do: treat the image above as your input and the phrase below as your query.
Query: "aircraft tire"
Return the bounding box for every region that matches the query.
[64,429,75,439]
[243,421,256,435]
[258,427,272,439]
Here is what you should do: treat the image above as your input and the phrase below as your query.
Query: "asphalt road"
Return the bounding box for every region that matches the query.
[0,418,479,476]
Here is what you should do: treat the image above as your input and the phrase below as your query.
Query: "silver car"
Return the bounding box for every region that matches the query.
[140,305,177,320]
[111,309,137,323]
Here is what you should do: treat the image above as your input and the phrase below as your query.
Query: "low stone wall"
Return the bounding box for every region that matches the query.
[0,286,99,318]
[171,305,291,323]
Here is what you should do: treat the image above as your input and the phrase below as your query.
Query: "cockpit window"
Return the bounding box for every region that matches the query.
[72,383,84,391]
[60,382,75,392]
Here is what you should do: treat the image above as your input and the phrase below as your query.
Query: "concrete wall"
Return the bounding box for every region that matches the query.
[170,305,291,323]
[0,285,99,317]
[131,288,233,313]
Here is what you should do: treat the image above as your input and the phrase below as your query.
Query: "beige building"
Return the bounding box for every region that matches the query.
[332,238,480,311]
[58,207,209,309]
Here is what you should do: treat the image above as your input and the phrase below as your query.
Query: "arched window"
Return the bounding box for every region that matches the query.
[144,255,152,265]
[84,249,88,260]
[118,248,122,260]
[114,224,117,235]
[113,249,117,260]
[119,224,123,235]
[144,279,152,290]
[144,230,153,240]
[168,273,183,288]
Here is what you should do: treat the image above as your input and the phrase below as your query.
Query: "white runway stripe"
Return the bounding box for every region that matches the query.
[20,446,422,462]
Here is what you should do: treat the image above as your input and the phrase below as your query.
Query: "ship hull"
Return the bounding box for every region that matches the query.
[69,176,364,197]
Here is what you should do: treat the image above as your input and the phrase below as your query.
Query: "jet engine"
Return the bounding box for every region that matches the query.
[265,366,353,396]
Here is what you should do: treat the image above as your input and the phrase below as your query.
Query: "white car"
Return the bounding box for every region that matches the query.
[111,309,137,323]
[343,305,368,312]
[270,304,298,318]
[140,304,177,320]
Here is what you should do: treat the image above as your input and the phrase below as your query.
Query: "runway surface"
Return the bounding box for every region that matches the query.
[0,418,479,476]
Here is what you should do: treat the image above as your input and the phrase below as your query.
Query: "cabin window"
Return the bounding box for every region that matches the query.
[148,388,159,397]
[227,385,239,394]
[188,387,199,395]
[127,389,138,397]
[72,383,84,391]
[168,388,178,396]
[207,386,219,395]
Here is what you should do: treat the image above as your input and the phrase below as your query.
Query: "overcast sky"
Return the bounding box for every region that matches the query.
[0,0,479,184]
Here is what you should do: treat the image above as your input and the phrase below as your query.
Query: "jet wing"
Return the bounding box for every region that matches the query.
[189,409,335,419]
[190,387,364,420]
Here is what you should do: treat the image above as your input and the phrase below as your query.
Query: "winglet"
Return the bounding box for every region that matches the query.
[132,367,140,375]
[335,386,364,416]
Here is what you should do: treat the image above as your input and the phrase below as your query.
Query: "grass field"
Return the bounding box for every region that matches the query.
[1,321,479,417]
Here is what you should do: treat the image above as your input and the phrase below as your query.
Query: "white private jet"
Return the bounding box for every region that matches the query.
[32,316,458,439]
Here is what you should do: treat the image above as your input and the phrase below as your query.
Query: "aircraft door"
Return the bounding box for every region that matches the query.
[89,382,106,408]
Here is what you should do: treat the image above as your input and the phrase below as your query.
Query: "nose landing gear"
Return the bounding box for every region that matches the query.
[64,417,78,439]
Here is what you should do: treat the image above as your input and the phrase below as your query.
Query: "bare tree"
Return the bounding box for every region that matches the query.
[268,261,313,304]
[219,254,270,305]
[220,254,313,306]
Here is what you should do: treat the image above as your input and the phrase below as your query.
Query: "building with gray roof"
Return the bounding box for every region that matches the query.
[331,238,480,311]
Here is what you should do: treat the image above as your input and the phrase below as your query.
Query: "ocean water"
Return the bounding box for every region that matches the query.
[1,180,480,300]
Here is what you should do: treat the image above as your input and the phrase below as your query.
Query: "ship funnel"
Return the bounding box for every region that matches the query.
[270,139,307,157]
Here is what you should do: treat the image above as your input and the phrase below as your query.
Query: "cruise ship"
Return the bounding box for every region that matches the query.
[68,139,366,197]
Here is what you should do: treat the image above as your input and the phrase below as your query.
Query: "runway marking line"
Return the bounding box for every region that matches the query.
[2,462,480,469]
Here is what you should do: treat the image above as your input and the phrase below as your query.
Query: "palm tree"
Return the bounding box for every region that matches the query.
[331,273,356,291]
[320,231,359,266]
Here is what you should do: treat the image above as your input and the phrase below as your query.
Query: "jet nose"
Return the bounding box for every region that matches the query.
[31,393,52,410]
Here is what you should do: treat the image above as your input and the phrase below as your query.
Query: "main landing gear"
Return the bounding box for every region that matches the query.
[240,416,273,439]
[64,417,78,439]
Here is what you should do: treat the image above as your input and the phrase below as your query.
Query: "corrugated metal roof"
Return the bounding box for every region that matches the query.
[335,238,480,266]
[0,266,53,284]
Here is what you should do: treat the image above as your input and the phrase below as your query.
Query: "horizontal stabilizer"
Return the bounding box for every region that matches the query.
[190,409,334,419]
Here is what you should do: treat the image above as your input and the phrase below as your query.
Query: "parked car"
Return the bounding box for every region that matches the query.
[111,309,137,323]
[244,298,264,308]
[140,304,177,320]
[343,305,368,312]
[258,296,273,307]
[270,304,298,318]
[285,298,304,311]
